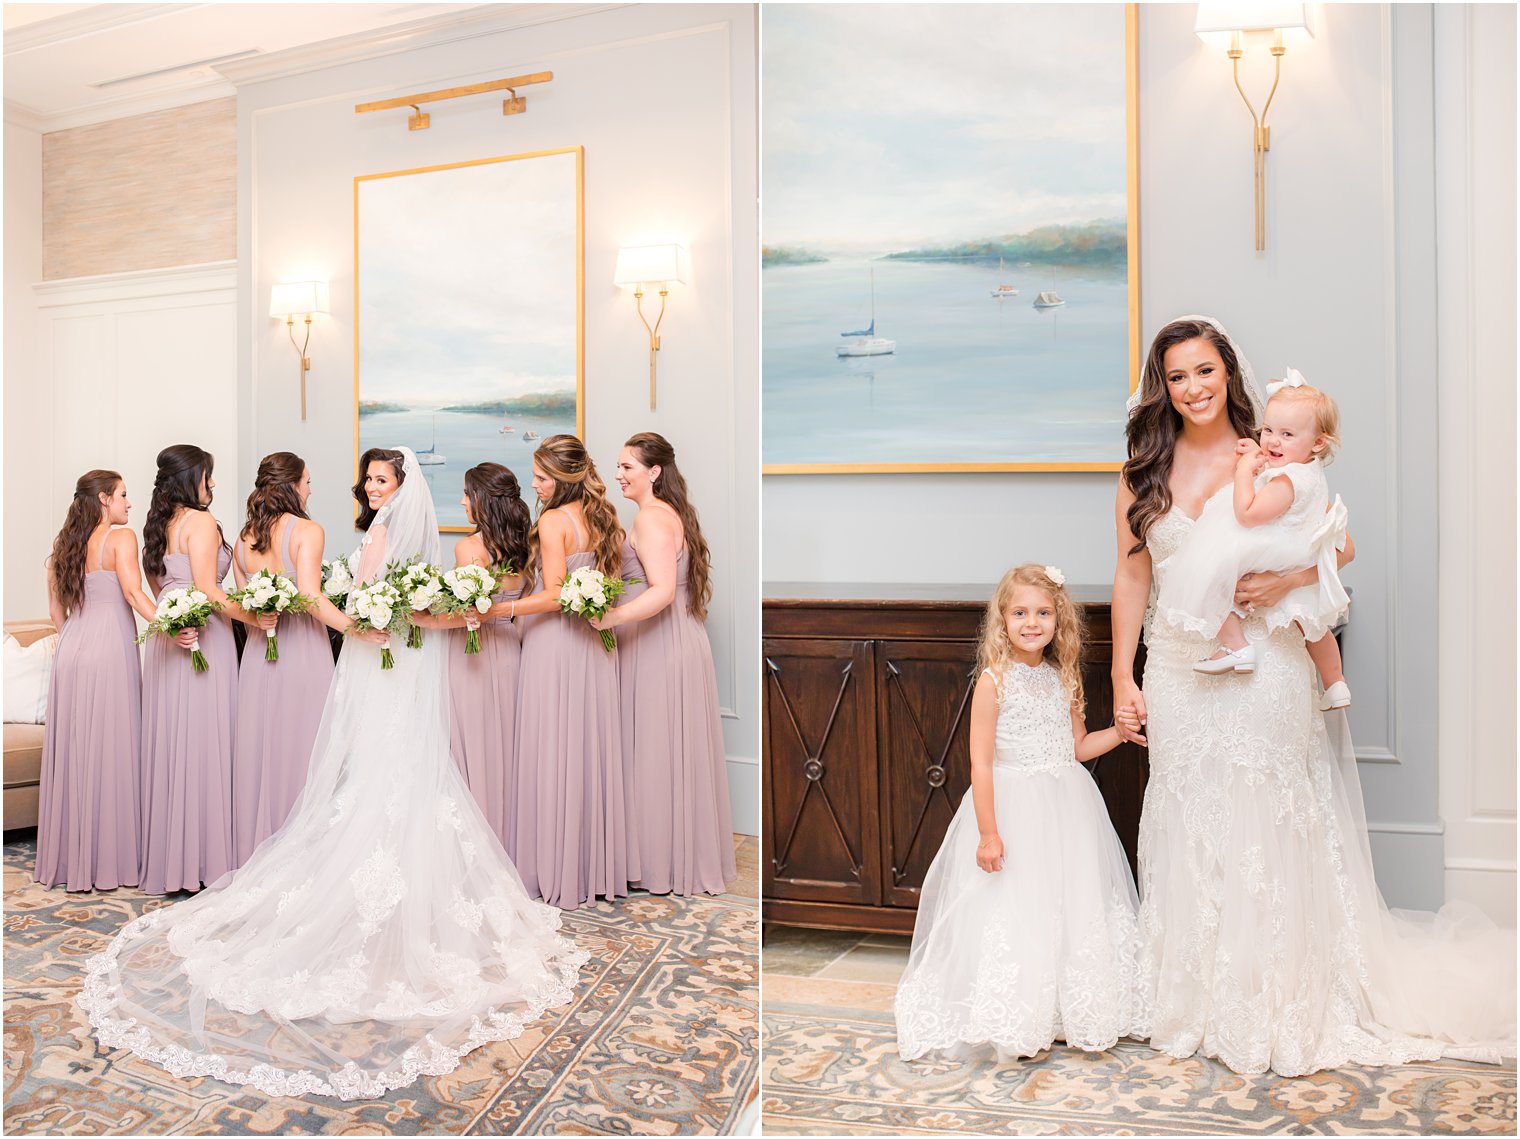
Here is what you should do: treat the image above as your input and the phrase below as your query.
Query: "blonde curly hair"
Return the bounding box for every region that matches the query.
[977,564,1086,717]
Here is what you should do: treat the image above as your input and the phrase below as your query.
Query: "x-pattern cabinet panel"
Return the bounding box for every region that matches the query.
[762,583,1148,935]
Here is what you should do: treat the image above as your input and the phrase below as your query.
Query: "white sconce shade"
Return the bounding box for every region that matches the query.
[269,280,330,318]
[614,244,687,289]
[1195,3,1315,45]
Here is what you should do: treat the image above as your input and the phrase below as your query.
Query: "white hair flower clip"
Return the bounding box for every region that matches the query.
[1043,565,1066,586]
[1265,366,1308,398]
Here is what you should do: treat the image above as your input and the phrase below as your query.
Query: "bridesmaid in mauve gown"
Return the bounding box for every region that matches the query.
[229,452,347,868]
[139,445,269,894]
[508,435,630,908]
[35,471,161,891]
[596,433,735,895]
[413,463,532,848]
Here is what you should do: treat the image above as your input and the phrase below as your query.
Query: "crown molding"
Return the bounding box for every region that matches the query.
[3,99,47,132]
[30,80,237,134]
[2,3,188,57]
[215,3,624,88]
[15,4,625,131]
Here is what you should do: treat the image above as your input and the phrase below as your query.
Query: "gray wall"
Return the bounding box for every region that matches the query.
[762,4,1472,908]
[235,4,760,831]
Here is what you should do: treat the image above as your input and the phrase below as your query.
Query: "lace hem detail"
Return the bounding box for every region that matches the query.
[77,909,590,1101]
[1152,603,1227,639]
[897,888,1147,1061]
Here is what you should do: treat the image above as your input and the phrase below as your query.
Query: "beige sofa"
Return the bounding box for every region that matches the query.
[4,620,55,831]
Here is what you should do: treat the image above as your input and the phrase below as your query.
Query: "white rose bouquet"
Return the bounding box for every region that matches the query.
[321,558,354,611]
[432,562,505,654]
[558,566,636,652]
[389,559,446,649]
[226,569,314,662]
[136,588,220,673]
[344,578,406,669]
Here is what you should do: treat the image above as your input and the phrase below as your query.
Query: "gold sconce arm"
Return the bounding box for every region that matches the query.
[284,313,314,420]
[632,286,670,412]
[270,280,327,421]
[1228,30,1287,252]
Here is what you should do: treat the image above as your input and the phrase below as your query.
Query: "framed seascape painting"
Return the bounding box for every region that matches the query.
[355,147,584,530]
[761,5,1138,473]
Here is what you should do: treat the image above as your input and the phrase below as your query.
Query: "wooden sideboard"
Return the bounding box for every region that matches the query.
[762,582,1148,935]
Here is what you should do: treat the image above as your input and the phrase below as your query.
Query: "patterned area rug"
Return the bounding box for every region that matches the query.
[3,834,759,1135]
[762,927,1517,1135]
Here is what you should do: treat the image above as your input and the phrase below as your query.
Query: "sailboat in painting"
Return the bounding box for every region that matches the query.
[838,269,896,357]
[416,415,447,465]
[989,255,1019,298]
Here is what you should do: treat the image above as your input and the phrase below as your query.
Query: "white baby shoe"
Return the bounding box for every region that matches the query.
[1193,642,1257,675]
[1319,680,1352,710]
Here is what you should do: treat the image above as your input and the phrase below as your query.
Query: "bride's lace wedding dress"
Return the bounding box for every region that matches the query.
[1139,501,1515,1076]
[79,448,588,1099]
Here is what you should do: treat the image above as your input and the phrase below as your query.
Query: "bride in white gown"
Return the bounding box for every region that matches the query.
[80,447,588,1099]
[1113,317,1515,1076]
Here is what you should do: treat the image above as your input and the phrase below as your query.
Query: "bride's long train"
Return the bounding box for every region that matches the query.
[80,452,589,1099]
[80,626,587,1099]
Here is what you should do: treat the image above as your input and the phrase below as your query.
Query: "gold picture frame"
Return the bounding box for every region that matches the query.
[762,5,1140,475]
[354,146,585,531]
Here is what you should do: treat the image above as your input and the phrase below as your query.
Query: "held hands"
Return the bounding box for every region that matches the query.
[253,612,278,632]
[1113,679,1147,746]
[588,610,620,633]
[349,625,389,646]
[976,833,1005,874]
[1115,705,1146,744]
[173,628,200,650]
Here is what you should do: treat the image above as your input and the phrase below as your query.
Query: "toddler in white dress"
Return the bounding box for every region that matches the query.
[895,564,1148,1061]
[1154,370,1352,708]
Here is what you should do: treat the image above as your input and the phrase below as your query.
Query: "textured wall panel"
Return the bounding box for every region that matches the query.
[42,98,235,280]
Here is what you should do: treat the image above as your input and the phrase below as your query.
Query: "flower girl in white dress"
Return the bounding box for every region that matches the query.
[1153,370,1352,709]
[895,565,1148,1061]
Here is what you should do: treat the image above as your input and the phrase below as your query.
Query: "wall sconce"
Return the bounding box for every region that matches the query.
[1195,3,1316,251]
[269,280,329,420]
[613,244,687,411]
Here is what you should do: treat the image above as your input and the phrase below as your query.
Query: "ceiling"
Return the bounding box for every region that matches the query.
[3,3,489,130]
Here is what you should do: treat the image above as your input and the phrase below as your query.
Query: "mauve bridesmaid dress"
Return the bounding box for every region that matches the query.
[34,567,143,891]
[230,518,334,868]
[448,578,524,849]
[139,546,237,894]
[511,516,629,908]
[616,541,735,895]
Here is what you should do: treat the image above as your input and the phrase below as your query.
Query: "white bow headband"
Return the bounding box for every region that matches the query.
[1265,366,1311,399]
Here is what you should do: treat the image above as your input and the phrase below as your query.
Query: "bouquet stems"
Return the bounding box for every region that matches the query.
[265,628,279,662]
[465,627,482,654]
[598,628,616,653]
[407,625,424,649]
[381,647,395,670]
[191,646,210,673]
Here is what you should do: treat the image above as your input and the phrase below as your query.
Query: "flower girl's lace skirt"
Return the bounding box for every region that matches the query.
[895,759,1149,1061]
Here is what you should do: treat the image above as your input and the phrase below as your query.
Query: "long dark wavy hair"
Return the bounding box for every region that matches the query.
[49,470,122,618]
[1122,318,1258,555]
[463,463,531,571]
[352,448,407,531]
[144,444,221,577]
[522,434,624,593]
[241,452,309,555]
[625,432,713,620]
